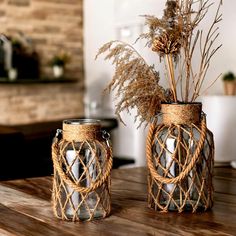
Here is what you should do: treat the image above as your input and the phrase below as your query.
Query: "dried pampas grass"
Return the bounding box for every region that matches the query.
[96,41,170,125]
[96,0,222,126]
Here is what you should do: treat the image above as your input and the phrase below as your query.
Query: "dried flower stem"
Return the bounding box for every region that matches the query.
[183,0,192,102]
[165,54,177,102]
[191,0,222,101]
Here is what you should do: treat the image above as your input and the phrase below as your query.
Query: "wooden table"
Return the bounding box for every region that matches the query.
[0,167,235,236]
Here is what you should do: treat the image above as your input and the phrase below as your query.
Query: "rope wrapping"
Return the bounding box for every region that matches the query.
[146,103,214,213]
[51,124,112,222]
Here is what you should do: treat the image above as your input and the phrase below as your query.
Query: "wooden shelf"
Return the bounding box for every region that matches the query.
[0,77,78,84]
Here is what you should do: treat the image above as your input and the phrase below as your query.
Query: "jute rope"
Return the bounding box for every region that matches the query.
[51,140,112,194]
[63,123,103,142]
[146,115,207,184]
[161,103,202,125]
[52,120,112,221]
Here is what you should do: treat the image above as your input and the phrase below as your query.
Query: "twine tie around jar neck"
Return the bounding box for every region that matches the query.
[161,103,202,125]
[62,122,102,142]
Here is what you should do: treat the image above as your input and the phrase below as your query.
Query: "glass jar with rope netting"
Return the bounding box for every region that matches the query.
[51,119,112,221]
[146,103,214,213]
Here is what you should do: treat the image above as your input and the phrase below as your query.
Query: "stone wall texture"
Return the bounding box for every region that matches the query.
[0,0,84,124]
[0,83,84,124]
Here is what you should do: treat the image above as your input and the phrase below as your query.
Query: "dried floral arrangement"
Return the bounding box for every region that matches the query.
[96,0,222,125]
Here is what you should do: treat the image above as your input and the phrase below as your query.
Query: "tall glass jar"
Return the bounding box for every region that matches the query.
[146,103,214,213]
[52,119,112,221]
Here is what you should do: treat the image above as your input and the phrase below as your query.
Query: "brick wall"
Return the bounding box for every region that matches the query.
[0,83,84,124]
[0,0,83,79]
[0,0,84,124]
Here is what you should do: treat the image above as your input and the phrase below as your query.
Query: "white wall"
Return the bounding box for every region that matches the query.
[84,0,166,103]
[84,0,235,166]
[83,0,114,108]
[199,0,236,95]
[216,0,236,93]
[202,96,236,163]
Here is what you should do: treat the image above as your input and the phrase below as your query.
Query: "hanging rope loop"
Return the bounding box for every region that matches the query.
[146,114,207,184]
[52,130,112,194]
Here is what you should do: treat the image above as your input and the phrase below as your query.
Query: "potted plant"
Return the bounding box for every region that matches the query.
[222,72,236,95]
[96,0,222,213]
[49,53,70,78]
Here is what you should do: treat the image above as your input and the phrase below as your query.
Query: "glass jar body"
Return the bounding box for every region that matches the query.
[148,124,214,212]
[55,140,110,220]
[147,103,214,213]
[52,119,111,221]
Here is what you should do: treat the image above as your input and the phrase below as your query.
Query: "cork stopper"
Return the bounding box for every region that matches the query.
[161,103,202,125]
[62,119,102,142]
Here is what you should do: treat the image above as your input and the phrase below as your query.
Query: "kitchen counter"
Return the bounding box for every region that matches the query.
[0,167,235,235]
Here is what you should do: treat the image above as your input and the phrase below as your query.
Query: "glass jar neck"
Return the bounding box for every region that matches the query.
[161,103,202,125]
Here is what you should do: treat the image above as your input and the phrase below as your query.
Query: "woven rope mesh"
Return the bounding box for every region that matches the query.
[52,139,112,221]
[146,121,214,213]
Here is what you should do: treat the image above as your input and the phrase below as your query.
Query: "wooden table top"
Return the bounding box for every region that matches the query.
[0,167,235,236]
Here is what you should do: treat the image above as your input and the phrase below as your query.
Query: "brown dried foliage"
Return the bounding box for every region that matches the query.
[96,0,222,125]
[96,40,169,125]
[152,32,181,59]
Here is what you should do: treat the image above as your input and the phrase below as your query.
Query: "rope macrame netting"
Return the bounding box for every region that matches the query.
[146,105,214,213]
[52,130,112,222]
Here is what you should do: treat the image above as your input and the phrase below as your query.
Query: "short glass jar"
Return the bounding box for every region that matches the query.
[52,119,112,221]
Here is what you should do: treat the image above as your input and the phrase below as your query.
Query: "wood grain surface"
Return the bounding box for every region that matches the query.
[0,167,235,236]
